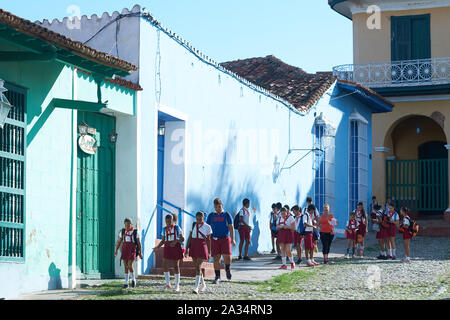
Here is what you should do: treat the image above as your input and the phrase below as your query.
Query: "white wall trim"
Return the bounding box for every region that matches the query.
[387,95,450,103]
[444,144,450,150]
[350,0,450,14]
[375,147,391,152]
[158,104,189,122]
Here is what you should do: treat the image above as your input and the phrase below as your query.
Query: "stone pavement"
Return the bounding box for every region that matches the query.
[15,232,380,300]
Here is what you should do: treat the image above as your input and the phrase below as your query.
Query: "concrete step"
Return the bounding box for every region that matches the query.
[416,218,450,237]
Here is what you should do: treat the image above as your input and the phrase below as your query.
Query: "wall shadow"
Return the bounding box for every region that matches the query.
[48,262,62,290]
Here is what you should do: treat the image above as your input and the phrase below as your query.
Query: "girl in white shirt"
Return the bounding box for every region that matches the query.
[276,207,296,270]
[185,211,212,294]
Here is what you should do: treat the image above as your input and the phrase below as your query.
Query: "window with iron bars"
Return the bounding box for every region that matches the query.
[0,83,26,262]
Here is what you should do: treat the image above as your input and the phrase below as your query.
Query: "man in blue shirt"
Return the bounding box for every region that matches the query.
[206,198,236,284]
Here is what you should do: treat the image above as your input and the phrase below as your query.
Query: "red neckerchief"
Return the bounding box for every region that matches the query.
[196,222,205,239]
[280,215,288,225]
[166,224,176,240]
[242,207,249,215]
[349,218,357,230]
[124,227,134,236]
[388,210,395,218]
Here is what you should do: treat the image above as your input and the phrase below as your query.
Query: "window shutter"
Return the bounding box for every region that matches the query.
[411,14,431,60]
[391,16,412,61]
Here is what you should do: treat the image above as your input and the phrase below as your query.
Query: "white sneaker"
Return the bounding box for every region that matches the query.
[193,288,199,294]
[165,283,172,290]
[344,254,350,259]
[200,284,207,292]
[175,285,180,292]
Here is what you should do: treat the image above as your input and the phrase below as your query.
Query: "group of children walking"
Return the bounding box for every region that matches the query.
[270,197,337,268]
[114,196,417,292]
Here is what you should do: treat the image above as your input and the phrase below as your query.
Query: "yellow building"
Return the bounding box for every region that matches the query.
[330,0,450,219]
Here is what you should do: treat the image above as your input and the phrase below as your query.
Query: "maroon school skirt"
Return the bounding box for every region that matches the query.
[190,238,209,260]
[387,223,397,237]
[356,222,366,237]
[402,230,413,240]
[121,242,136,261]
[376,228,388,239]
[277,229,294,244]
[164,241,183,260]
[345,230,357,241]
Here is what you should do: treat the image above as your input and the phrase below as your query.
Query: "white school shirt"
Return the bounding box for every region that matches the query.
[277,215,295,229]
[402,216,411,227]
[346,219,359,231]
[303,206,319,221]
[119,229,140,242]
[303,213,314,232]
[294,215,302,230]
[162,225,183,241]
[191,222,213,239]
[238,207,251,226]
[387,211,399,222]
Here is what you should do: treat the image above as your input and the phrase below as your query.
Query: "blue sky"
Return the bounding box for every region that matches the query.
[2,0,353,73]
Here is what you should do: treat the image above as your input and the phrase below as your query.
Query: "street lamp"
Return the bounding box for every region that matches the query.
[0,79,13,129]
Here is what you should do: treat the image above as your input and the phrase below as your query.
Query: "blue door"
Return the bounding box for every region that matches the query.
[157,122,165,239]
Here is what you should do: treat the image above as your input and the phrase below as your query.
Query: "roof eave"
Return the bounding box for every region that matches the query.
[336,81,394,113]
[329,0,353,20]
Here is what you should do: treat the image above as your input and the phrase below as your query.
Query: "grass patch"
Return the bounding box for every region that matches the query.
[255,269,317,293]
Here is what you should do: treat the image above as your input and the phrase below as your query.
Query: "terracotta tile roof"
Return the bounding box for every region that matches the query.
[221,55,336,111]
[0,8,137,74]
[76,69,142,91]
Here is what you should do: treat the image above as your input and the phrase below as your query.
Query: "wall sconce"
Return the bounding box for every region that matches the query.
[158,124,166,136]
[416,127,421,135]
[109,131,118,144]
[78,122,89,136]
[0,80,13,129]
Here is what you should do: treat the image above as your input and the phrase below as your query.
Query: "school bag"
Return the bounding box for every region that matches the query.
[121,228,141,257]
[404,217,419,237]
[233,212,241,230]
[297,214,306,235]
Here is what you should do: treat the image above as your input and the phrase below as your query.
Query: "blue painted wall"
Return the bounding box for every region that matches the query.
[136,18,377,271]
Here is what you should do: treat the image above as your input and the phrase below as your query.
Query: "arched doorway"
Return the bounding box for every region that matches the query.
[385,115,448,217]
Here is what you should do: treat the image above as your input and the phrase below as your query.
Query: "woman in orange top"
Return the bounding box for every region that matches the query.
[318,204,337,264]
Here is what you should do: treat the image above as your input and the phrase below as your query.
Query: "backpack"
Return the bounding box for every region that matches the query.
[233,212,240,230]
[407,217,419,237]
[297,214,306,235]
[122,228,141,256]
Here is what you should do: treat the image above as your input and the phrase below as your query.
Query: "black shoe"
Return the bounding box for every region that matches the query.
[131,280,136,288]
[273,255,281,260]
[376,255,384,260]
[243,256,252,261]
[123,284,129,289]
[296,258,302,264]
[237,256,242,261]
[213,277,221,284]
[226,270,232,280]
[271,249,276,254]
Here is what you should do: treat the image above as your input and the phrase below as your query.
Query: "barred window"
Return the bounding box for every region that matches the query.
[349,110,368,214]
[0,82,26,262]
[314,114,336,214]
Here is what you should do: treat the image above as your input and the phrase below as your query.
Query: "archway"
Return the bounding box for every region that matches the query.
[384,115,448,217]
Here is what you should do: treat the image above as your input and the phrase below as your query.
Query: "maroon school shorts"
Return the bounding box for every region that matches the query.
[238,225,251,241]
[211,236,232,256]
[294,232,304,245]
[303,232,315,250]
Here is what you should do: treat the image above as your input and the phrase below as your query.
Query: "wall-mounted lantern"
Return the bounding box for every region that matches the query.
[158,124,166,136]
[109,131,118,144]
[0,79,13,129]
[78,122,89,136]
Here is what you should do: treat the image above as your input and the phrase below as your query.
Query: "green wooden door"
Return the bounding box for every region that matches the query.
[76,111,115,279]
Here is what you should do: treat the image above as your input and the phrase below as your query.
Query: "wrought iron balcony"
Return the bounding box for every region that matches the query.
[333,57,450,88]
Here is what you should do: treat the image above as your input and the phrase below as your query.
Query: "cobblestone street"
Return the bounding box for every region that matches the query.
[18,233,449,300]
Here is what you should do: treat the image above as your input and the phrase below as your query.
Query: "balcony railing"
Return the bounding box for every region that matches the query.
[333,57,450,88]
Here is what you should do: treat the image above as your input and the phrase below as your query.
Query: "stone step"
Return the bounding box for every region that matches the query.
[150,267,217,278]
